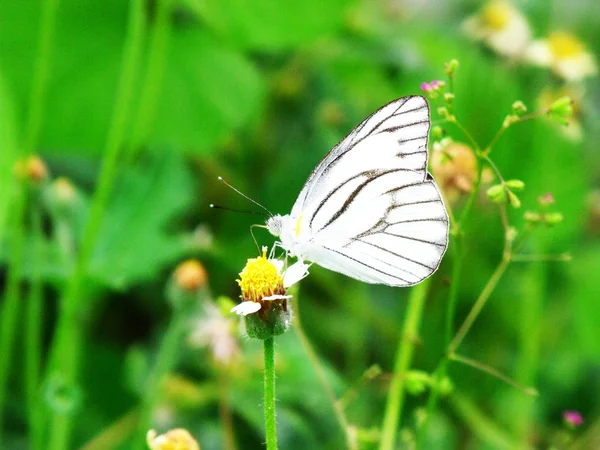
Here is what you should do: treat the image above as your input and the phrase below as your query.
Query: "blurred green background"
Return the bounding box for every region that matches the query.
[0,0,599,449]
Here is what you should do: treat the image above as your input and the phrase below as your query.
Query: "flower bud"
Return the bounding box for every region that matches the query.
[548,96,574,125]
[405,371,431,395]
[174,260,207,292]
[147,428,200,450]
[431,126,444,140]
[14,155,49,183]
[168,260,209,311]
[507,190,521,208]
[524,211,541,223]
[505,179,525,191]
[445,59,459,77]
[538,192,555,206]
[487,184,507,203]
[437,376,454,396]
[502,114,519,128]
[543,212,564,225]
[511,100,527,116]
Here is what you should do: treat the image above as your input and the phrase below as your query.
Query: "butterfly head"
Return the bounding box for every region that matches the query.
[266,214,284,237]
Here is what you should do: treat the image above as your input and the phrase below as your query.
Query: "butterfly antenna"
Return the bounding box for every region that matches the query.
[210,204,269,217]
[217,176,273,216]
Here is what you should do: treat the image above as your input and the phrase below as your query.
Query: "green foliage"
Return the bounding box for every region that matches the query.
[0,0,599,449]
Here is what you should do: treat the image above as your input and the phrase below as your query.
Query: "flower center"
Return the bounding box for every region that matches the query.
[548,31,583,59]
[237,248,284,302]
[482,1,511,30]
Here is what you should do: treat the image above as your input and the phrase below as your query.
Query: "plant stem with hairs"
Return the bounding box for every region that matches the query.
[263,338,278,450]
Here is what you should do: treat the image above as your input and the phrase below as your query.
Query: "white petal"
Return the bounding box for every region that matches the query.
[283,261,310,288]
[230,302,261,316]
[487,15,531,57]
[555,54,598,81]
[525,41,553,66]
[270,258,285,274]
[262,294,292,301]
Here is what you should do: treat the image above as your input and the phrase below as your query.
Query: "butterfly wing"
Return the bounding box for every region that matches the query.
[289,95,449,286]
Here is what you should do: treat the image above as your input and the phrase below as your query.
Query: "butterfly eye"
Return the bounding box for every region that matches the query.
[266,216,283,237]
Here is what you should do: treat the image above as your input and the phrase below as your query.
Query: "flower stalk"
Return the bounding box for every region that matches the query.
[379,278,430,450]
[263,337,278,450]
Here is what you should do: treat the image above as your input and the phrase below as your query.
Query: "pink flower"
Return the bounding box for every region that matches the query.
[420,82,432,92]
[563,410,583,428]
[430,80,441,88]
[538,193,555,206]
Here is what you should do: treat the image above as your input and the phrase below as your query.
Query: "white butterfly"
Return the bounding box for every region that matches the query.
[266,95,449,287]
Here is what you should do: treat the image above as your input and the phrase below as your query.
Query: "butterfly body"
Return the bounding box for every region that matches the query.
[266,96,449,287]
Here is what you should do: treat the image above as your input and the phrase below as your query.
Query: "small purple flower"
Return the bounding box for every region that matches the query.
[563,410,583,428]
[430,80,441,88]
[421,82,432,92]
[538,192,555,206]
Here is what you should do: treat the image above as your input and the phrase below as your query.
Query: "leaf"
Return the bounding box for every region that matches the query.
[151,28,264,151]
[89,152,195,289]
[0,0,264,155]
[187,0,350,51]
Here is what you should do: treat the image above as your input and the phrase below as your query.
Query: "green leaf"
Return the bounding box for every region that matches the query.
[151,29,265,152]
[90,152,195,289]
[0,0,264,155]
[187,0,350,50]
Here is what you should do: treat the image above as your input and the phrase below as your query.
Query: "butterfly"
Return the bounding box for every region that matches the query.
[266,95,449,287]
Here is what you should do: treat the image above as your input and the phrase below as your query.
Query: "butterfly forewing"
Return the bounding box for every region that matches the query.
[284,95,449,287]
[291,96,431,218]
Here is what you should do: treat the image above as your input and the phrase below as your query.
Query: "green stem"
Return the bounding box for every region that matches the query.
[418,238,463,442]
[128,0,174,160]
[78,409,140,450]
[291,293,355,450]
[379,279,430,450]
[450,354,538,396]
[448,253,511,355]
[0,189,26,446]
[263,338,278,450]
[448,393,517,449]
[507,249,546,443]
[0,0,59,442]
[46,1,145,448]
[23,0,60,153]
[217,369,238,450]
[26,206,45,450]
[137,314,187,448]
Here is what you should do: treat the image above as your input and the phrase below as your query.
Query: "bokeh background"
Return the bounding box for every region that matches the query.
[0,0,599,449]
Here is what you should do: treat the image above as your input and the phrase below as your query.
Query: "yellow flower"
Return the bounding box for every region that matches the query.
[231,247,308,317]
[462,1,531,58]
[526,31,597,81]
[237,249,286,304]
[146,428,200,450]
[231,247,309,339]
